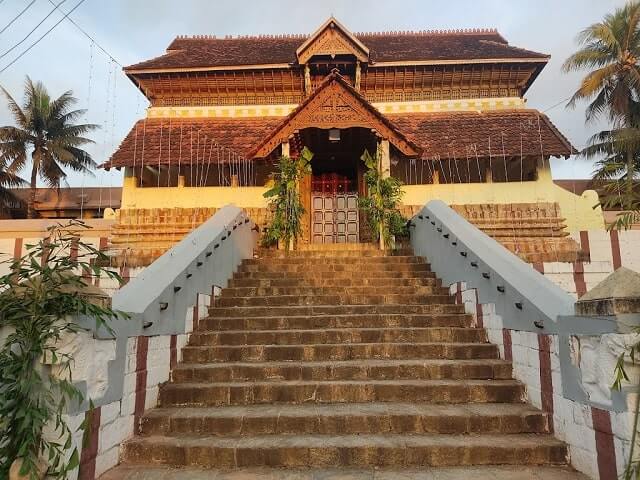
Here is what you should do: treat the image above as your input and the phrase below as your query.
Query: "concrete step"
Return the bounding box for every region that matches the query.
[197,313,474,331]
[101,465,589,480]
[237,263,432,274]
[220,285,449,297]
[208,304,466,318]
[214,294,455,308]
[232,271,438,280]
[158,379,524,407]
[188,327,487,347]
[254,247,414,258]
[122,433,566,468]
[140,403,550,437]
[171,359,512,383]
[243,256,426,265]
[180,342,499,363]
[227,277,441,288]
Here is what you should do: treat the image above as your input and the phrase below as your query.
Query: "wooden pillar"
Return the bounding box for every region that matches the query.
[432,168,440,185]
[355,61,362,91]
[484,158,493,183]
[282,141,290,158]
[379,139,390,178]
[304,65,311,96]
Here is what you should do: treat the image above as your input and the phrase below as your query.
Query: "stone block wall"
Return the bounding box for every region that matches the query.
[540,230,640,298]
[450,281,635,479]
[61,292,211,479]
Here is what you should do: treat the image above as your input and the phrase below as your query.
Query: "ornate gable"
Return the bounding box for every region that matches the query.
[251,72,420,158]
[297,17,369,64]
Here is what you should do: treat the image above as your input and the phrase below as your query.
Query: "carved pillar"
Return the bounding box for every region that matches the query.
[355,61,361,92]
[282,141,290,158]
[304,64,311,96]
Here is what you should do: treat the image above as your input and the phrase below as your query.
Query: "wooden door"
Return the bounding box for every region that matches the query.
[311,192,359,243]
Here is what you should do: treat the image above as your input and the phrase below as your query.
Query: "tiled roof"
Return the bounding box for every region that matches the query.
[126,30,548,71]
[387,110,575,159]
[102,117,283,169]
[104,109,574,169]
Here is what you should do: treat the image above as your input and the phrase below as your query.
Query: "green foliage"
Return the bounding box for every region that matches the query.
[262,147,313,249]
[0,76,99,218]
[0,220,126,479]
[358,149,407,249]
[612,330,640,480]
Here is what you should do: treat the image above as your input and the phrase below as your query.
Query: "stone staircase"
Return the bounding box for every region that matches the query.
[102,246,586,479]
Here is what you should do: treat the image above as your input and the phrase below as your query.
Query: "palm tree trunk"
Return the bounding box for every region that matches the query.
[27,155,38,219]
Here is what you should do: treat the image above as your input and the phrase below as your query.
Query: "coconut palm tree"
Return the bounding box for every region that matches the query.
[0,77,98,218]
[564,1,640,216]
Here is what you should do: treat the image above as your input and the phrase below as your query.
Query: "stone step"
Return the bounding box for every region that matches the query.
[220,285,449,297]
[197,313,473,331]
[172,359,512,383]
[122,433,565,468]
[255,247,414,258]
[188,327,487,347]
[208,304,466,318]
[242,256,426,265]
[237,263,432,274]
[213,294,455,308]
[232,271,438,280]
[227,277,441,288]
[101,465,589,480]
[158,379,523,407]
[180,342,498,363]
[140,403,550,437]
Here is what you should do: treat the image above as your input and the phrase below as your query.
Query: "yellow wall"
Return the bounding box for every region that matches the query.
[120,166,605,232]
[401,176,604,232]
[121,177,269,210]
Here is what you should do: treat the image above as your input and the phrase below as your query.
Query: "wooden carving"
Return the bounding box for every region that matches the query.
[298,23,368,64]
[253,76,420,158]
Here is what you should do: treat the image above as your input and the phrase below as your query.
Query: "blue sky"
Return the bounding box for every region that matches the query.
[0,0,626,187]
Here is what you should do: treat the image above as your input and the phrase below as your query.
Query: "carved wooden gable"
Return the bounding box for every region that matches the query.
[297,17,369,64]
[252,74,420,158]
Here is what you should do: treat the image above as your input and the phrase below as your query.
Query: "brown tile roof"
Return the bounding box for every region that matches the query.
[104,109,574,169]
[126,30,548,71]
[387,110,575,159]
[102,117,283,169]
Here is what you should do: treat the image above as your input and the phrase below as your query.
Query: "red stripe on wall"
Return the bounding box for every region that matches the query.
[580,231,591,260]
[70,237,79,261]
[532,262,544,274]
[591,407,618,480]
[454,282,462,304]
[170,334,178,370]
[120,266,131,286]
[474,289,483,328]
[610,230,622,270]
[13,238,23,260]
[573,261,587,298]
[78,406,101,480]
[538,334,554,433]
[134,336,149,433]
[502,329,512,361]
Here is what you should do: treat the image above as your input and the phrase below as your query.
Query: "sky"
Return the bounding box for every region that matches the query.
[0,0,627,188]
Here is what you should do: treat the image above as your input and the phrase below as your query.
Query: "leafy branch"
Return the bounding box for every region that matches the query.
[0,220,126,479]
[358,148,407,250]
[262,147,313,250]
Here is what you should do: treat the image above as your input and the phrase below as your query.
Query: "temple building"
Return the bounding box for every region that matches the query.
[103,17,604,266]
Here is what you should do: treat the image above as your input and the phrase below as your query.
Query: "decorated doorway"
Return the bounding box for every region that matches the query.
[311,174,359,244]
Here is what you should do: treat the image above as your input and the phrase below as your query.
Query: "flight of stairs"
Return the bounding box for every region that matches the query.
[103,245,586,479]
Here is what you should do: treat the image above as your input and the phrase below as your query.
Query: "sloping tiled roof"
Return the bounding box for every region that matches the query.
[387,110,575,159]
[126,30,548,71]
[102,117,283,169]
[104,109,574,169]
